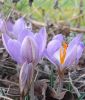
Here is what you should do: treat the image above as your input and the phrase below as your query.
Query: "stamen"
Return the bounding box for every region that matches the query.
[60,42,68,64]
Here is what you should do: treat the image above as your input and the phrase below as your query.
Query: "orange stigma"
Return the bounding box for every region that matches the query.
[60,42,68,64]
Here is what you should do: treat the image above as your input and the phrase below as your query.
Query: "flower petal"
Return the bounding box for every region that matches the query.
[47,39,62,56]
[44,49,60,69]
[6,19,13,32]
[45,50,56,65]
[0,19,4,32]
[53,49,60,64]
[21,36,39,64]
[19,62,33,96]
[64,44,77,67]
[18,28,34,42]
[0,18,3,27]
[2,33,10,52]
[76,42,84,64]
[0,19,8,33]
[64,34,83,67]
[35,27,47,57]
[53,34,64,41]
[13,17,25,38]
[0,19,13,35]
[7,39,21,63]
[68,34,82,51]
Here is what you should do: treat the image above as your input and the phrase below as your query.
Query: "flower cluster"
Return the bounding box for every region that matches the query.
[0,17,84,96]
[0,17,47,95]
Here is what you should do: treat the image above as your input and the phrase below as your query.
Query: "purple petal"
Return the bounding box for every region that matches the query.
[64,44,77,66]
[0,19,13,33]
[13,17,25,38]
[2,33,10,52]
[7,39,21,63]
[68,34,82,51]
[76,42,84,64]
[21,36,39,64]
[0,19,4,32]
[6,19,13,32]
[0,19,3,27]
[19,62,33,95]
[47,39,62,56]
[53,34,64,41]
[35,27,47,57]
[53,49,60,64]
[45,50,60,68]
[45,50,56,66]
[0,19,6,33]
[18,28,34,42]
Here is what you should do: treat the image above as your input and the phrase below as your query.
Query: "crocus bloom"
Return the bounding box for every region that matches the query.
[45,34,84,78]
[1,17,47,95]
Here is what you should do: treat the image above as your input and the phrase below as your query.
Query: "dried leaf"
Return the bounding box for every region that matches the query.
[46,86,58,100]
[34,79,49,97]
[46,87,75,100]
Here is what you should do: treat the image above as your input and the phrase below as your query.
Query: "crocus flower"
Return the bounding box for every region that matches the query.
[1,17,47,96]
[0,17,26,39]
[45,34,84,78]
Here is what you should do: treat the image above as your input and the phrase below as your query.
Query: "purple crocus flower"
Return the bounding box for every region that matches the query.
[45,34,84,78]
[1,18,47,96]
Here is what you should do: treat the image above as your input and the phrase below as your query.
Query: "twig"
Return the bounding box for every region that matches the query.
[0,95,13,100]
[30,19,85,33]
[6,93,20,97]
[7,85,11,95]
[78,84,85,90]
[0,87,19,91]
[69,13,85,21]
[34,68,39,82]
[69,72,81,98]
[70,27,85,33]
[30,19,46,27]
[74,74,85,82]
[0,64,16,70]
[0,79,19,86]
[35,68,51,75]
